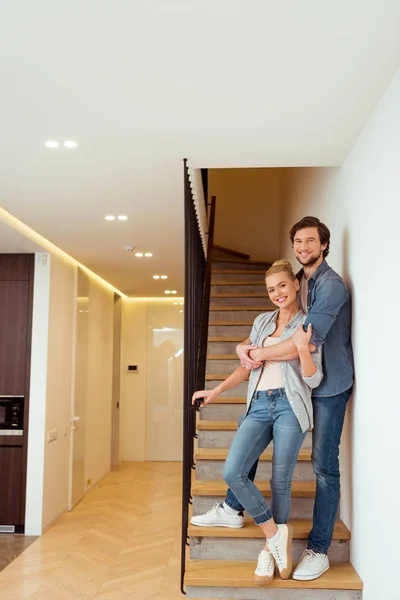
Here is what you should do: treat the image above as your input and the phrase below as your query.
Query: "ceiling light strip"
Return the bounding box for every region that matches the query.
[187,166,207,258]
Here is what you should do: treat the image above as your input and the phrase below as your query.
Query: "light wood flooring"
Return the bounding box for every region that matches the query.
[0,462,213,600]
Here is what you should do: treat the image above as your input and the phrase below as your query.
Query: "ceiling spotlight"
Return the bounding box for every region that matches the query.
[179,310,183,313]
[64,140,78,148]
[171,290,177,294]
[153,275,160,279]
[105,215,115,221]
[165,290,171,294]
[144,252,153,257]
[117,215,128,221]
[179,302,184,305]
[174,302,178,305]
[45,140,59,149]
[135,252,143,257]
[161,275,168,279]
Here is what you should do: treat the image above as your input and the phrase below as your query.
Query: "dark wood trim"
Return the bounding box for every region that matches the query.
[201,169,208,212]
[20,254,35,528]
[213,245,251,260]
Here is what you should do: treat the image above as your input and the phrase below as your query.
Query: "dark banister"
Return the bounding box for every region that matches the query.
[181,161,216,595]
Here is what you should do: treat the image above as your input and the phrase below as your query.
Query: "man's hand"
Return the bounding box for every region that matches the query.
[192,389,219,407]
[292,324,312,350]
[237,344,262,370]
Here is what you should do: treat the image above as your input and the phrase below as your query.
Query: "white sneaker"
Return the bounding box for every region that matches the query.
[293,549,330,580]
[267,524,293,579]
[254,550,275,585]
[190,503,244,528]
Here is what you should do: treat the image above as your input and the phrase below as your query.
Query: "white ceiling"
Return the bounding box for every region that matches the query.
[0,0,399,295]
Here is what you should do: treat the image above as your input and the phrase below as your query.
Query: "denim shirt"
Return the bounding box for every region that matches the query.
[297,260,354,398]
[248,309,323,432]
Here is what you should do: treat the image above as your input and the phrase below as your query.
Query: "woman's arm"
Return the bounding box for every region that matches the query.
[192,366,250,406]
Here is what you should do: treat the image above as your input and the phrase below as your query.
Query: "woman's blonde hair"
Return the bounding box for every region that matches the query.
[265,259,297,281]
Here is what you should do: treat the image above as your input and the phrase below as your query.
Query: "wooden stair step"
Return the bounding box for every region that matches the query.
[213,269,267,274]
[208,336,247,342]
[212,258,272,265]
[209,321,254,325]
[197,420,312,432]
[207,354,238,360]
[195,448,311,461]
[211,293,268,298]
[192,479,316,498]
[188,518,350,540]
[185,561,362,590]
[210,306,274,311]
[210,397,247,404]
[206,374,248,380]
[212,280,267,286]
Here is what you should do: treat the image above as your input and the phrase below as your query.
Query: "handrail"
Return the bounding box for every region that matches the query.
[180,160,216,595]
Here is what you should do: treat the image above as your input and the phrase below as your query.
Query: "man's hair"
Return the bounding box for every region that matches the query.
[265,259,297,282]
[289,216,330,258]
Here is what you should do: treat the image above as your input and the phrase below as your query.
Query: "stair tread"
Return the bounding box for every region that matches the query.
[211,293,269,298]
[197,420,312,432]
[212,281,266,286]
[209,397,246,404]
[212,258,271,265]
[195,448,311,461]
[209,321,254,326]
[208,336,247,342]
[206,374,248,380]
[192,479,316,498]
[207,354,238,360]
[213,269,267,274]
[188,518,350,540]
[185,561,362,590]
[210,306,275,311]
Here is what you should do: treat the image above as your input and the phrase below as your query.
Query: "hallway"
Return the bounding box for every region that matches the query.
[0,463,186,600]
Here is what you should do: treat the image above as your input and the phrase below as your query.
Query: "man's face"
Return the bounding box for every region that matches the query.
[292,227,327,267]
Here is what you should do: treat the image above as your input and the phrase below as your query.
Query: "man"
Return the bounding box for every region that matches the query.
[191,216,354,581]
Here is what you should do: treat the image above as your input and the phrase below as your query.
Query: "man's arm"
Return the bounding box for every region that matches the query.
[249,337,310,362]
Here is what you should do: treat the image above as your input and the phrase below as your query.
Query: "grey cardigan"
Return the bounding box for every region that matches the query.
[247,309,323,432]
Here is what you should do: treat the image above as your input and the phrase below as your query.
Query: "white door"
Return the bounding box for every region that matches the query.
[70,269,89,508]
[111,294,121,466]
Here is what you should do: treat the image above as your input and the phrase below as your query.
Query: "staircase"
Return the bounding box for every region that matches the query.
[184,251,363,599]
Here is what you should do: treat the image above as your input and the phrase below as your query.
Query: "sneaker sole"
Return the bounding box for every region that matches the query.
[278,524,293,580]
[254,573,274,586]
[190,518,244,529]
[292,563,330,581]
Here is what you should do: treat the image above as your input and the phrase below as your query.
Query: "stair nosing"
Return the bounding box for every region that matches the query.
[195,448,311,461]
[191,478,316,498]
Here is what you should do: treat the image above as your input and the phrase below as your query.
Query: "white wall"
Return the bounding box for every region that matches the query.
[26,251,116,533]
[280,71,400,600]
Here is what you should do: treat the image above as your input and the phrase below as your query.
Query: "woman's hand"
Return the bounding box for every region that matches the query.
[292,323,312,350]
[192,389,219,407]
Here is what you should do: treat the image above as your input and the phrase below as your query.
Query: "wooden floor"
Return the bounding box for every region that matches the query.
[0,462,210,600]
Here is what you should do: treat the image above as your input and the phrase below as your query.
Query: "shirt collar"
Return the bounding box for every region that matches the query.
[297,259,329,283]
[271,308,304,329]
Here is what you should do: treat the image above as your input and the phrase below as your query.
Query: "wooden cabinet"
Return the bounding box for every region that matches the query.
[0,446,23,525]
[0,254,34,530]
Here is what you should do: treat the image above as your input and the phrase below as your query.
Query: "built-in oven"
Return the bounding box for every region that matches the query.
[0,396,24,435]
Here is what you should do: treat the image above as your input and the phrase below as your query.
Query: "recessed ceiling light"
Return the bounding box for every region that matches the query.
[165,290,171,294]
[117,215,128,221]
[171,290,177,294]
[45,140,59,149]
[179,310,183,313]
[64,140,78,148]
[135,252,143,257]
[174,302,178,305]
[153,275,160,279]
[179,302,184,305]
[161,275,168,279]
[105,215,115,221]
[144,252,153,257]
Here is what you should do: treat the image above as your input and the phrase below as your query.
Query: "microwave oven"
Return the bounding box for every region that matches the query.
[0,396,24,434]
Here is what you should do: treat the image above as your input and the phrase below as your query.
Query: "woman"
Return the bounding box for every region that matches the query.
[192,260,323,585]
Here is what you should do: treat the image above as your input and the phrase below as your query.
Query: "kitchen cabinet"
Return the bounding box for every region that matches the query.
[0,444,23,525]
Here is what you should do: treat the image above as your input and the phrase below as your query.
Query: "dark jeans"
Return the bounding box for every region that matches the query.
[225,389,351,554]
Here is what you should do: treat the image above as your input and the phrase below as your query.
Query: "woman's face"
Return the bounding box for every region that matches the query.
[265,271,300,309]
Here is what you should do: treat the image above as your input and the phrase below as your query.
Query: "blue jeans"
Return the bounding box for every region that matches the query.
[222,389,306,525]
[225,389,351,553]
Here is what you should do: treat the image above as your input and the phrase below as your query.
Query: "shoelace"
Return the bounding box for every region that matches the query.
[300,549,318,565]
[206,503,221,515]
[256,552,274,573]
